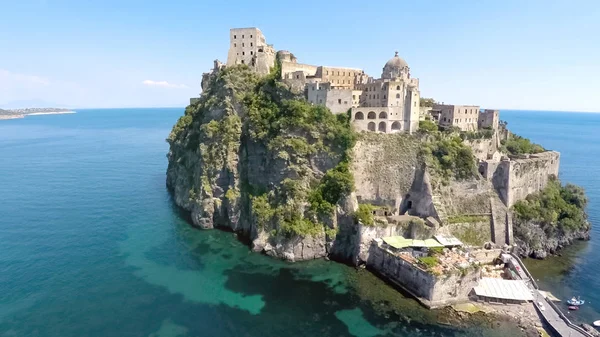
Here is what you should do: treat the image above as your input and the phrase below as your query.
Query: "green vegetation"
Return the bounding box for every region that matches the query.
[420,135,477,181]
[169,63,358,238]
[418,120,438,133]
[501,134,544,155]
[420,97,436,107]
[354,203,376,226]
[418,256,439,269]
[512,178,588,231]
[447,215,489,224]
[460,129,494,140]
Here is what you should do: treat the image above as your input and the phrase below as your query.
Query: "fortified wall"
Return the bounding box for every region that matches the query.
[480,151,560,207]
[366,241,481,308]
[351,133,420,210]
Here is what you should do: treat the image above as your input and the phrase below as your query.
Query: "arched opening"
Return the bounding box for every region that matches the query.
[396,93,400,98]
[367,111,376,119]
[378,121,387,133]
[407,201,412,209]
[355,111,364,120]
[367,122,376,131]
[379,111,387,119]
[396,85,400,90]
[391,121,401,131]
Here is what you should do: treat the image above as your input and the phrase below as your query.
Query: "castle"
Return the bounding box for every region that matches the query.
[198,27,503,135]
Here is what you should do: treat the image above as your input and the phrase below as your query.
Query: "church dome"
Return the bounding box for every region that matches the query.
[382,51,409,79]
[384,52,408,69]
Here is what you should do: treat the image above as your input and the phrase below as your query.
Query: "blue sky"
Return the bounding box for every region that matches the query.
[1,0,599,111]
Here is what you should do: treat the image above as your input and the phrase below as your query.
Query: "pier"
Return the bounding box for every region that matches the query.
[509,253,593,337]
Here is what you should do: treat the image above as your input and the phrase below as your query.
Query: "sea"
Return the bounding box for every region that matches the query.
[0,108,598,337]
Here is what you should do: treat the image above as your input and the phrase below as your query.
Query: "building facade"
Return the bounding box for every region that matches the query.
[478,109,499,130]
[435,104,481,131]
[226,27,275,74]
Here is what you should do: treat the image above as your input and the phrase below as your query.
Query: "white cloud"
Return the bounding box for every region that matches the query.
[142,80,188,89]
[0,69,50,86]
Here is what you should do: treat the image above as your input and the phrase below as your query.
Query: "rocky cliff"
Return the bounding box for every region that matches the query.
[511,178,590,258]
[166,64,362,262]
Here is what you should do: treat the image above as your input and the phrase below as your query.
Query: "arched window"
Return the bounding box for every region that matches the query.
[391,121,401,131]
[378,121,387,133]
[379,111,387,119]
[355,111,364,120]
[396,93,400,98]
[368,122,376,131]
[396,85,400,90]
[367,111,376,119]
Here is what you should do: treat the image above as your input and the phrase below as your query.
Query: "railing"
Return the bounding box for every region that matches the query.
[509,252,539,289]
[545,299,593,337]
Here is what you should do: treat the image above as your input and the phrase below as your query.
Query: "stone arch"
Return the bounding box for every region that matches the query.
[378,121,387,133]
[355,111,364,120]
[367,122,376,131]
[391,121,401,131]
[379,111,387,119]
[367,111,376,119]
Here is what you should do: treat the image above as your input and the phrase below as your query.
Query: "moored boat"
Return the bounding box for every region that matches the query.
[568,306,579,310]
[593,320,600,327]
[566,296,585,306]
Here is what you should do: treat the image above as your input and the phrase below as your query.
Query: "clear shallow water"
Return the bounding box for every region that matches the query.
[502,110,600,325]
[0,108,588,337]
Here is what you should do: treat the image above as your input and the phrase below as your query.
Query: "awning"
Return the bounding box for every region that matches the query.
[473,277,534,301]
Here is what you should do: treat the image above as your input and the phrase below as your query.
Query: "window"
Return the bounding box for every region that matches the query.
[337,71,340,75]
[296,75,299,79]
[396,85,400,90]
[319,99,323,103]
[338,99,342,104]
[377,94,379,99]
[383,95,386,99]
[353,95,356,100]
[344,101,348,104]
[326,71,328,75]
[242,35,244,38]
[414,102,417,107]
[312,86,315,91]
[242,43,244,47]
[241,60,245,64]
[234,43,236,47]
[234,35,237,39]
[396,93,400,98]
[242,52,245,55]
[250,51,253,55]
[250,34,253,38]
[250,42,253,47]
[343,72,345,76]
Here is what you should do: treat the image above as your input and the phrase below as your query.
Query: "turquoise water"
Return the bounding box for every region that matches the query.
[502,110,600,325]
[0,108,591,337]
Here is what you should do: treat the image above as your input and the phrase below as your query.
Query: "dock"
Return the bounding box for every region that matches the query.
[508,253,593,337]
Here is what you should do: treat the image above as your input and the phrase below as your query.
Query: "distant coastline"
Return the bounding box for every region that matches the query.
[0,108,75,120]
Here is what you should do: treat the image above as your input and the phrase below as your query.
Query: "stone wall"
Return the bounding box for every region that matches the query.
[351,133,420,210]
[281,61,318,79]
[484,151,560,207]
[366,243,481,308]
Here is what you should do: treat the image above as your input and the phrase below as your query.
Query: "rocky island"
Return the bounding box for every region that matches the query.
[166,27,591,331]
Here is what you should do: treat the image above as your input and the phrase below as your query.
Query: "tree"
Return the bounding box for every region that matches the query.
[420,98,436,107]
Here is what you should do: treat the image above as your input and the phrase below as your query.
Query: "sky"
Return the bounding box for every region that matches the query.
[1,0,599,111]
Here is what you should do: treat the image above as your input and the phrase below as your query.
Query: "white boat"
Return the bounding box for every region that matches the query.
[593,320,600,327]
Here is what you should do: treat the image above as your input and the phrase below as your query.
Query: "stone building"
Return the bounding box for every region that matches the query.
[435,104,481,131]
[478,109,499,130]
[350,53,420,134]
[226,27,275,74]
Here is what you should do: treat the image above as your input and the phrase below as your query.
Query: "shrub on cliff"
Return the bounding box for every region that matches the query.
[512,179,588,231]
[420,135,477,181]
[418,120,438,133]
[354,204,375,226]
[501,134,544,155]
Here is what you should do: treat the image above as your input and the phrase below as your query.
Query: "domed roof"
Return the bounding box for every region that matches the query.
[385,51,408,69]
